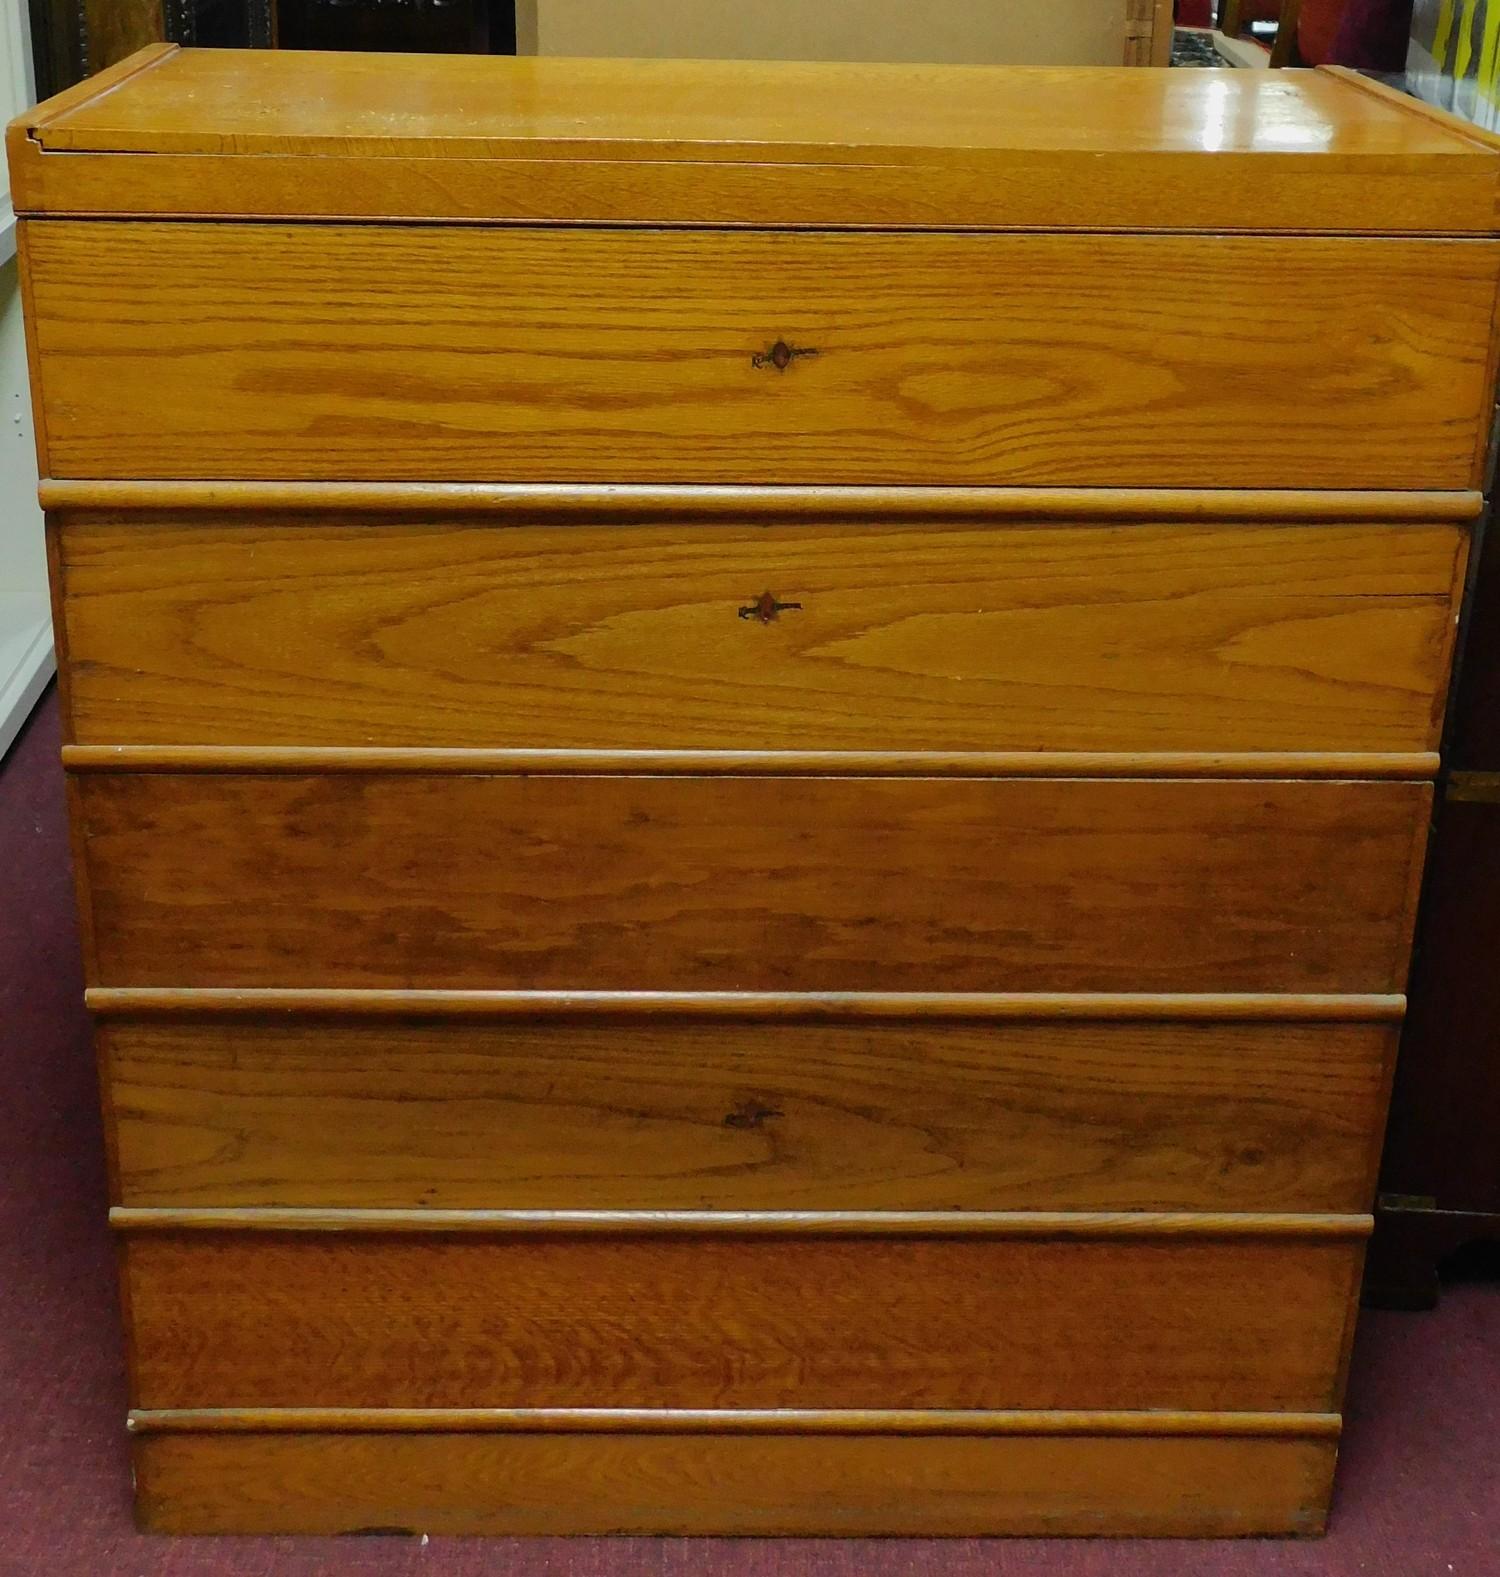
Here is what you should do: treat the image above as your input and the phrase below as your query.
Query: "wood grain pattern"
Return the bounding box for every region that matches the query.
[100,1017,1394,1212]
[15,42,1495,1542]
[10,49,1496,234]
[27,51,1482,161]
[82,0,165,78]
[15,147,1496,235]
[118,1229,1361,1410]
[55,516,1468,753]
[26,224,1500,487]
[130,1429,1338,1535]
[74,773,1431,993]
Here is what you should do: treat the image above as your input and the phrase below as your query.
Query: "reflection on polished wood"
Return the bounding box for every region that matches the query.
[13,48,1500,230]
[20,50,1482,159]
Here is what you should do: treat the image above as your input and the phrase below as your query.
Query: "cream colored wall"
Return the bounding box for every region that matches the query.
[515,0,1130,67]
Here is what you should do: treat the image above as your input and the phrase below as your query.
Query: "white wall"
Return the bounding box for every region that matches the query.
[0,0,49,762]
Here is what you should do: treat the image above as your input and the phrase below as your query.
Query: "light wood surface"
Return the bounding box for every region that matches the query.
[25,224,1499,488]
[16,44,1496,1537]
[73,774,1429,993]
[41,51,1475,162]
[14,144,1495,233]
[110,1208,1372,1237]
[1151,0,1176,65]
[9,48,1498,233]
[130,1430,1338,1536]
[118,1229,1359,1410]
[36,480,1490,521]
[84,988,1412,1020]
[60,747,1445,780]
[1323,63,1500,158]
[128,1406,1345,1436]
[17,42,175,135]
[100,1017,1394,1212]
[54,516,1466,753]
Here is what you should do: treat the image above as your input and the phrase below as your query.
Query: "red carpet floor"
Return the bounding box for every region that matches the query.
[2,686,1496,1575]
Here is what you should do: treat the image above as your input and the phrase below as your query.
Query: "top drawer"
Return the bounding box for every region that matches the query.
[23,224,1500,488]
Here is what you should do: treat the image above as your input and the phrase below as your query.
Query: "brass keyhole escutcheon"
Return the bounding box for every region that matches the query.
[753,339,818,372]
[739,591,803,624]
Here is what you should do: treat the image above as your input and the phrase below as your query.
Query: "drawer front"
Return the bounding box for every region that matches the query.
[132,1431,1338,1538]
[103,1017,1392,1213]
[57,515,1466,754]
[26,223,1499,487]
[120,1230,1359,1410]
[75,774,1428,993]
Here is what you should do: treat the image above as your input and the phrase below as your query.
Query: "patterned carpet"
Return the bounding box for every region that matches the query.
[1171,29,1229,66]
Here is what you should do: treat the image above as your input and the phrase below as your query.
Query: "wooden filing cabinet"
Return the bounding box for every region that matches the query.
[10,45,1500,1536]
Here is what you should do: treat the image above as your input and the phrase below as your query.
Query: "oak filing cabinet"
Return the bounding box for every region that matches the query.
[10,45,1500,1535]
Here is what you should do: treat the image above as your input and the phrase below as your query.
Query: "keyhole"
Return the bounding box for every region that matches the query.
[753,340,817,371]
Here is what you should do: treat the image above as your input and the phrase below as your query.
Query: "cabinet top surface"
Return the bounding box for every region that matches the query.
[12,45,1500,230]
[26,46,1486,161]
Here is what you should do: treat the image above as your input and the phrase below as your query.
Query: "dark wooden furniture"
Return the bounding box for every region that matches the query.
[28,0,172,98]
[276,0,514,55]
[10,45,1500,1536]
[26,0,512,100]
[1369,494,1500,1307]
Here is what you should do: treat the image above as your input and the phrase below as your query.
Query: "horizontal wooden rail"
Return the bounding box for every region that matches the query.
[127,1407,1344,1439]
[110,1207,1374,1239]
[39,479,1485,521]
[84,987,1408,1022]
[62,746,1441,780]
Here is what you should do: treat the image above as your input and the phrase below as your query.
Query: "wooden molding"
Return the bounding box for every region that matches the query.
[1320,65,1500,154]
[39,478,1487,521]
[18,42,175,137]
[109,1206,1375,1239]
[84,987,1408,1022]
[60,746,1443,780]
[127,1406,1344,1439]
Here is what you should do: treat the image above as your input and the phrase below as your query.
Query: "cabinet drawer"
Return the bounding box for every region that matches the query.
[102,1016,1393,1213]
[26,223,1499,487]
[75,773,1428,993]
[131,1431,1338,1538]
[119,1227,1360,1411]
[56,514,1466,754]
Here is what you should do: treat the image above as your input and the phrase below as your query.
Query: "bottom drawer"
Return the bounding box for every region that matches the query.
[132,1428,1339,1536]
[118,1224,1362,1412]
